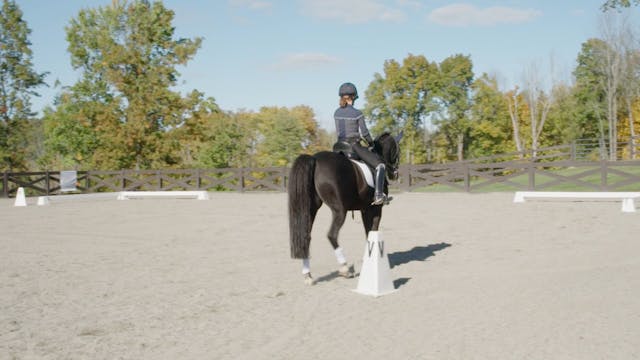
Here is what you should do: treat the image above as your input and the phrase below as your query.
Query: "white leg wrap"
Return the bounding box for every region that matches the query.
[302,258,311,275]
[334,247,346,265]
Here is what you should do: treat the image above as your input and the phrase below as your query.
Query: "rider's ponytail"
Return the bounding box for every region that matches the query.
[339,95,353,108]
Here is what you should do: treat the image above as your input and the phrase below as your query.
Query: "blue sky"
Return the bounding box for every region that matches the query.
[18,0,639,130]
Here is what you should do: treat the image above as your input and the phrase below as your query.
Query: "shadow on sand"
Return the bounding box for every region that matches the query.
[388,242,452,269]
[314,243,451,288]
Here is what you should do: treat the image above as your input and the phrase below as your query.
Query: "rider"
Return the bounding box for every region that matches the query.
[334,82,390,206]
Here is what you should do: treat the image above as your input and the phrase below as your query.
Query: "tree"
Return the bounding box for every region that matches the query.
[505,86,526,156]
[574,38,609,150]
[522,61,554,157]
[45,0,202,169]
[364,54,438,163]
[434,54,474,161]
[602,0,640,11]
[253,106,309,167]
[0,0,47,171]
[468,73,513,157]
[596,12,633,159]
[618,27,639,159]
[195,112,245,169]
[545,83,582,147]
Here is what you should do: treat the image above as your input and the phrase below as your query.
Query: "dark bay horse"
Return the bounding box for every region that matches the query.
[288,132,402,285]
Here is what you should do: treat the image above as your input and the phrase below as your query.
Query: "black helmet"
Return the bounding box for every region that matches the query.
[338,82,358,100]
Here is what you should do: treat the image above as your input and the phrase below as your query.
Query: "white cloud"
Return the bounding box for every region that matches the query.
[300,0,406,24]
[229,0,273,11]
[427,3,542,27]
[272,53,341,70]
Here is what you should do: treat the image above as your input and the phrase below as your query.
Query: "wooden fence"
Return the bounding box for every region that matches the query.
[399,160,640,192]
[1,167,288,197]
[3,159,640,198]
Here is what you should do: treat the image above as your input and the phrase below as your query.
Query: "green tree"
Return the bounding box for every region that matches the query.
[195,113,245,169]
[364,54,438,163]
[602,0,640,11]
[253,107,307,167]
[573,38,608,144]
[0,0,47,171]
[45,0,202,170]
[544,83,582,147]
[434,54,474,161]
[41,92,102,169]
[468,73,513,157]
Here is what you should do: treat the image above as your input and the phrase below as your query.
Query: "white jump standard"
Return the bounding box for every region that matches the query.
[513,191,640,213]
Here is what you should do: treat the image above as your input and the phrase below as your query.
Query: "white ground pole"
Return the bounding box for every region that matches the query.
[36,191,210,205]
[513,191,639,213]
[117,191,210,200]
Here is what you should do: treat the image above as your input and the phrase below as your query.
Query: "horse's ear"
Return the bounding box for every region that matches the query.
[395,131,404,143]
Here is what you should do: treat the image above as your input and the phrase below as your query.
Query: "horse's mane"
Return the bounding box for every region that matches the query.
[373,132,397,161]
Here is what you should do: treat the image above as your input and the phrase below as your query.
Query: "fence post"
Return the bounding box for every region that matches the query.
[463,163,470,192]
[239,168,245,193]
[528,159,536,190]
[157,170,162,190]
[2,171,7,198]
[282,167,287,192]
[601,160,608,191]
[399,164,410,192]
[46,171,50,195]
[571,141,576,161]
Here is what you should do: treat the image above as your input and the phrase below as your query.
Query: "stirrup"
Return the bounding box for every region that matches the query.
[371,194,393,206]
[371,194,386,206]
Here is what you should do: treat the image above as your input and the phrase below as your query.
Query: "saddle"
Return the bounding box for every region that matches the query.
[333,141,374,188]
[350,159,374,188]
[332,141,356,159]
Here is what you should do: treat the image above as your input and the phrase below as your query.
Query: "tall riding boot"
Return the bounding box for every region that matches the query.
[372,164,390,205]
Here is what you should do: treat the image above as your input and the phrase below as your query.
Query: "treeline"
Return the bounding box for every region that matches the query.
[1,0,639,171]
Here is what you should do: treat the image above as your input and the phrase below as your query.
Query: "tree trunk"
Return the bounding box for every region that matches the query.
[627,99,637,159]
[507,92,524,158]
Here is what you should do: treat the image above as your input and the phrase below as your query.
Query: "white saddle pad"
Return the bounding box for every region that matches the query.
[350,160,374,188]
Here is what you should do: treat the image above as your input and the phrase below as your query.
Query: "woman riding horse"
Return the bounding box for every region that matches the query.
[334,82,390,206]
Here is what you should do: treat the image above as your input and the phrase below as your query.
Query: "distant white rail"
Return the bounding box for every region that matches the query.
[513,191,639,213]
[117,191,209,200]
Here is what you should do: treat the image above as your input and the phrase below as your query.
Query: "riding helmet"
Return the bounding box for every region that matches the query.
[338,82,358,100]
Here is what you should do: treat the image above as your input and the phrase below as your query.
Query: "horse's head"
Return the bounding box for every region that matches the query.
[373,131,403,181]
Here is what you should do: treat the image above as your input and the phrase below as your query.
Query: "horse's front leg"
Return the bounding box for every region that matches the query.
[327,209,354,278]
[361,205,383,236]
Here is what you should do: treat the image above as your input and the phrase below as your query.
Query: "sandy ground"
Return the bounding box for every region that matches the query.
[1,192,639,359]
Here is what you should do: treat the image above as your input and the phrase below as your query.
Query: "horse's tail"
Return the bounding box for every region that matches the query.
[288,154,316,259]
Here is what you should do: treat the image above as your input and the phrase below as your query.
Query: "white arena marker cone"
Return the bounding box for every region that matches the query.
[14,187,27,207]
[37,196,50,206]
[621,198,636,213]
[354,231,396,297]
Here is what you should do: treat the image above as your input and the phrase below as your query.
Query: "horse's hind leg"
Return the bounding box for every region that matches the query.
[328,209,354,278]
[302,197,322,285]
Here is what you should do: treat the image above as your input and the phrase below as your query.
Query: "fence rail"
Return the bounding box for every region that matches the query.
[2,167,288,198]
[3,159,640,198]
[398,160,640,192]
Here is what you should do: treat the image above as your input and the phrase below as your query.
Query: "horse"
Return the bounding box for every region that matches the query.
[287,132,402,285]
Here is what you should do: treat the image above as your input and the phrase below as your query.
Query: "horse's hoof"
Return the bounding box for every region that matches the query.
[303,273,315,286]
[338,264,355,278]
